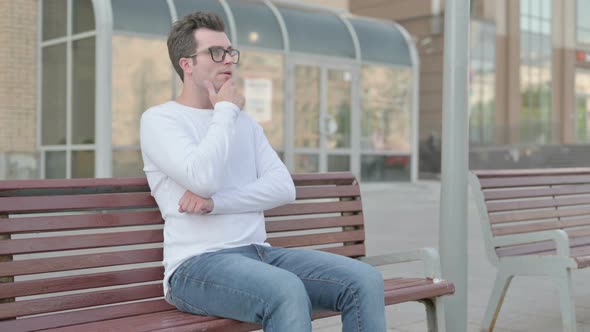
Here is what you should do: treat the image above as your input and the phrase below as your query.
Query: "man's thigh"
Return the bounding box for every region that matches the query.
[168,245,305,321]
[262,246,382,311]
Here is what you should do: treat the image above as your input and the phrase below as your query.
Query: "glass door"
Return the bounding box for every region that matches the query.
[290,61,355,173]
[576,70,590,142]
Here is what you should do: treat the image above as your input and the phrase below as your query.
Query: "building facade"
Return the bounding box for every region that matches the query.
[352,0,590,173]
[0,0,420,182]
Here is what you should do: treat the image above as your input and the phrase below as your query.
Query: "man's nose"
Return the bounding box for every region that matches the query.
[223,52,233,65]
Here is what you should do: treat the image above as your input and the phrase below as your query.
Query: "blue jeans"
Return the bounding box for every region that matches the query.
[168,244,386,332]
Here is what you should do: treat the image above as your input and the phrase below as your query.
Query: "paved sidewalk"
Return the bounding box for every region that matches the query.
[311,181,590,332]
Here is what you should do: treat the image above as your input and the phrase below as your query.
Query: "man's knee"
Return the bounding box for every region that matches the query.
[264,273,311,314]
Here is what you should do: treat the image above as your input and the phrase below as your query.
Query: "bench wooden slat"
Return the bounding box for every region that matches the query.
[493,218,590,236]
[295,185,360,199]
[0,248,162,277]
[318,243,365,257]
[0,210,163,234]
[0,178,149,191]
[267,230,364,248]
[0,192,157,214]
[489,206,590,224]
[473,168,590,178]
[265,200,362,217]
[496,235,590,257]
[266,215,363,233]
[0,299,175,332]
[486,195,590,212]
[0,229,163,255]
[385,280,456,305]
[483,184,590,200]
[0,284,163,320]
[0,266,164,299]
[28,277,454,332]
[479,174,590,189]
[291,172,356,186]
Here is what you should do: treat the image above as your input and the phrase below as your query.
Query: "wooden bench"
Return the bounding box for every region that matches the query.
[0,172,454,331]
[470,168,590,332]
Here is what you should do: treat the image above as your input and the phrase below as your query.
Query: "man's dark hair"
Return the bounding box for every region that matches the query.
[167,11,225,81]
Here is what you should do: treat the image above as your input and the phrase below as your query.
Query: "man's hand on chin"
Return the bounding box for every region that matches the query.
[178,191,214,214]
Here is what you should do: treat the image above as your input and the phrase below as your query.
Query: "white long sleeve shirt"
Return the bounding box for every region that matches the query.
[140,101,296,299]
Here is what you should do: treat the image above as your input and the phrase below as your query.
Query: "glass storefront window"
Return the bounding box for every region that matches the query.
[112,34,172,176]
[42,0,67,41]
[469,21,496,145]
[72,37,96,145]
[575,70,590,142]
[360,65,412,152]
[350,18,410,66]
[72,151,95,178]
[113,150,144,177]
[577,0,590,45]
[227,0,283,50]
[112,0,171,36]
[361,155,410,182]
[73,0,95,34]
[294,65,320,149]
[41,43,67,146]
[294,154,319,173]
[174,0,231,41]
[520,0,552,144]
[45,151,66,179]
[326,69,351,149]
[278,6,354,58]
[238,51,284,150]
[112,35,172,148]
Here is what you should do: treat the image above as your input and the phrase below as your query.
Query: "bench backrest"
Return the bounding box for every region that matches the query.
[470,168,590,264]
[0,172,364,323]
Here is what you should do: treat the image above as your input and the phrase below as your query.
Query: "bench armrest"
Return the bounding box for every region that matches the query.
[492,229,571,257]
[359,247,443,280]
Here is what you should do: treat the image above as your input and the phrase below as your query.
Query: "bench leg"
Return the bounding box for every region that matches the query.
[481,271,513,332]
[423,297,446,332]
[557,269,577,332]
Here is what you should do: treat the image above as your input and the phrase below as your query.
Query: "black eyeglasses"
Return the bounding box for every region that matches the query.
[188,47,240,64]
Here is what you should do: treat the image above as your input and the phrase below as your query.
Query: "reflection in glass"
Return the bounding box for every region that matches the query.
[361,155,410,182]
[294,154,318,173]
[326,70,351,149]
[238,51,284,149]
[360,65,412,152]
[575,71,590,142]
[294,65,320,148]
[112,0,171,36]
[175,0,232,41]
[45,151,66,179]
[227,0,282,49]
[350,18,411,65]
[42,43,67,145]
[469,21,496,145]
[278,7,354,58]
[42,0,67,41]
[112,35,172,146]
[73,37,96,144]
[520,0,552,144]
[578,0,590,44]
[113,150,144,177]
[72,151,94,178]
[73,0,95,34]
[328,155,350,172]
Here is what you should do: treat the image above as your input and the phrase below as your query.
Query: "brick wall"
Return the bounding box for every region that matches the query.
[0,0,37,153]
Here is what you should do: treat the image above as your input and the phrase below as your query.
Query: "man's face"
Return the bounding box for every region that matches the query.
[190,28,234,91]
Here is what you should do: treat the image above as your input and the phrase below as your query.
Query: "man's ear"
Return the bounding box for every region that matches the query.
[179,57,193,77]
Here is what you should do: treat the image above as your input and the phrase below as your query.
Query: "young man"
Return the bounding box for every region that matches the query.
[140,11,386,332]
